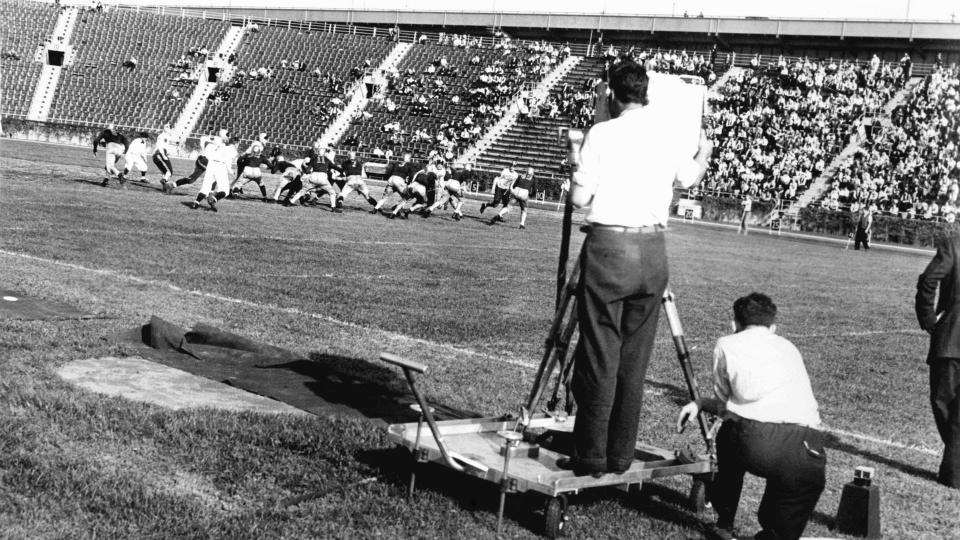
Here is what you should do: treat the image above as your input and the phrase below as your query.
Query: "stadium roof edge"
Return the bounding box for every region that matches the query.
[114,3,960,40]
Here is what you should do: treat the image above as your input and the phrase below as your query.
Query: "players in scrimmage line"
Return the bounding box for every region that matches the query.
[91,125,544,224]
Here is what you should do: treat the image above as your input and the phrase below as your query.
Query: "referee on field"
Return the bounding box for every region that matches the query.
[558,60,713,476]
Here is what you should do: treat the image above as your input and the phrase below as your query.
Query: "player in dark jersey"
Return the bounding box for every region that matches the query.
[425,162,470,220]
[335,151,378,210]
[372,152,418,215]
[391,165,436,219]
[269,157,306,204]
[229,140,271,201]
[165,135,216,194]
[233,133,269,184]
[92,124,129,187]
[288,147,343,210]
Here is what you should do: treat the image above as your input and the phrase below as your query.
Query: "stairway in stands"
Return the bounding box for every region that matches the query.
[170,25,246,145]
[470,56,606,176]
[26,6,79,121]
[791,76,922,210]
[458,54,584,169]
[318,42,412,149]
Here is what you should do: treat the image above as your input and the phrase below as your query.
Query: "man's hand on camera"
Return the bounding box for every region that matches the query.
[677,401,699,433]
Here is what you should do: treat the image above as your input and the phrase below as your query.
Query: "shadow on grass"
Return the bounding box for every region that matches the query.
[824,434,939,483]
[253,352,481,424]
[356,447,710,538]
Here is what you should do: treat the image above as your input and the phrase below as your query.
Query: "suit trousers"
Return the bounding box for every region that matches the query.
[930,357,960,488]
[571,228,668,472]
[712,418,826,540]
[854,225,870,250]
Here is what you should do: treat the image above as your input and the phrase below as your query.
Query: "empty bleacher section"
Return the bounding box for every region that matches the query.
[47,8,230,130]
[819,65,960,221]
[193,26,394,148]
[338,38,559,161]
[0,0,59,117]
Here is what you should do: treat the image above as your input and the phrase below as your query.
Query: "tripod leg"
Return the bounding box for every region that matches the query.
[524,262,581,415]
[661,289,713,452]
[546,301,579,413]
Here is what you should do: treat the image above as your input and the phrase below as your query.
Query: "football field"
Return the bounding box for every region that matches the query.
[1,138,957,538]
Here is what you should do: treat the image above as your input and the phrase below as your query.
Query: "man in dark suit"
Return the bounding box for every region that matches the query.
[916,233,960,489]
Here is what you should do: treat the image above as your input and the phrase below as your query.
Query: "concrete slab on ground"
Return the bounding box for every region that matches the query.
[57,356,311,416]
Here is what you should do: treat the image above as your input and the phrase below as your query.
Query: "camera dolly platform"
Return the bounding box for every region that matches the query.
[381,278,718,537]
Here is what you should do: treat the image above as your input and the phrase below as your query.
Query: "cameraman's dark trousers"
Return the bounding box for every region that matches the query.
[712,417,827,540]
[571,226,668,474]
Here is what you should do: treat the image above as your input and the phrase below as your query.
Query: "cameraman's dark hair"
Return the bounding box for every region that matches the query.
[733,292,777,328]
[608,60,649,106]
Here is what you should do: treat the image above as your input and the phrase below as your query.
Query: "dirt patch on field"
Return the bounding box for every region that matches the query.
[57,356,311,416]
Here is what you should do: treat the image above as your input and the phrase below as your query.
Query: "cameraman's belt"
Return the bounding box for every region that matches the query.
[581,224,666,234]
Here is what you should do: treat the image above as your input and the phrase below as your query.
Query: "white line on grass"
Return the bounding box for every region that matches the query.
[0,226,551,252]
[0,247,940,457]
[820,425,940,456]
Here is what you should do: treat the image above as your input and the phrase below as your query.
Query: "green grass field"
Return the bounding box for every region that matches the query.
[1,139,958,539]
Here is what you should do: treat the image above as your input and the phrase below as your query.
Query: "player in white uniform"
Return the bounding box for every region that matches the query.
[425,162,470,220]
[191,130,236,212]
[154,124,175,190]
[121,132,151,184]
[480,163,519,218]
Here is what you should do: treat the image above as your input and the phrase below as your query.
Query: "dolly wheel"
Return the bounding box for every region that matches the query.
[543,495,568,538]
[688,478,707,513]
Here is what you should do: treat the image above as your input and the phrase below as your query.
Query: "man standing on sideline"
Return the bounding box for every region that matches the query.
[915,233,960,489]
[559,60,712,477]
[738,194,752,235]
[678,293,826,540]
[854,206,873,250]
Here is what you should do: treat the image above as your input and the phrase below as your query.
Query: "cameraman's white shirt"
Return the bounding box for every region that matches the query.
[574,105,701,227]
[713,326,821,427]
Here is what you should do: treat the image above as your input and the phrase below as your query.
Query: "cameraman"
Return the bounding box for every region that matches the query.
[678,293,825,540]
[559,60,712,476]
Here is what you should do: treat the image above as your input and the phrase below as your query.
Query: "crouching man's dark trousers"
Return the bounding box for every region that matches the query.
[571,227,668,473]
[712,418,827,540]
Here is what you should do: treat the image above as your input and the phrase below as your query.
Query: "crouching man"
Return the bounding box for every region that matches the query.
[678,292,826,540]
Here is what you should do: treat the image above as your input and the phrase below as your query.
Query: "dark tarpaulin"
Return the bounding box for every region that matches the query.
[126,316,475,424]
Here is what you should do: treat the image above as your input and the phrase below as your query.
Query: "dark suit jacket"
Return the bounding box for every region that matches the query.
[916,233,960,362]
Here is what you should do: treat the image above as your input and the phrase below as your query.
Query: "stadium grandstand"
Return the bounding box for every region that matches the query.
[1,0,958,220]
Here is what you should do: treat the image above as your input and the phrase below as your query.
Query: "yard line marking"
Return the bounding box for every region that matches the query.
[786,329,927,339]
[820,425,941,456]
[0,247,940,458]
[0,226,552,252]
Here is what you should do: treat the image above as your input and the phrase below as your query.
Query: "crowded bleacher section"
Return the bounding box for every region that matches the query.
[823,64,960,220]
